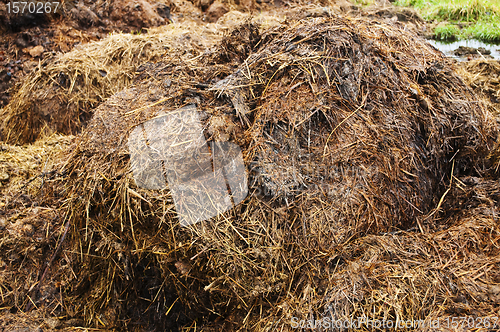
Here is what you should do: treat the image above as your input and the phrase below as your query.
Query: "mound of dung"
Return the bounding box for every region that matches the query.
[0,24,222,144]
[457,59,500,116]
[456,59,500,172]
[298,197,500,331]
[45,16,499,330]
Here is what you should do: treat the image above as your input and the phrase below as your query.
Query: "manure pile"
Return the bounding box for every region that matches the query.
[0,23,222,145]
[1,15,500,331]
[457,59,500,116]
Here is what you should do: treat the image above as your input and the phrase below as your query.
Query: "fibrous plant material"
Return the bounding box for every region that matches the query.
[0,134,73,206]
[457,59,500,115]
[18,15,500,330]
[0,134,75,329]
[0,23,222,145]
[456,59,500,172]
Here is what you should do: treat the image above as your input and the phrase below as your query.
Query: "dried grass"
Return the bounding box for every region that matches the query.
[456,59,500,172]
[456,59,500,116]
[0,134,73,208]
[0,134,74,329]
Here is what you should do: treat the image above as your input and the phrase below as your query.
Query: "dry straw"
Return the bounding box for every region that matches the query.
[456,60,500,171]
[457,59,500,116]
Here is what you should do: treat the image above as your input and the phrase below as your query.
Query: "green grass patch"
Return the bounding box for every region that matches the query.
[463,21,500,42]
[430,0,498,22]
[395,0,500,42]
[434,24,460,40]
[395,0,499,21]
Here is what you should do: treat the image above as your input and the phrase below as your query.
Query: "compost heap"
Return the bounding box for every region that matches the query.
[457,59,500,116]
[3,16,500,331]
[0,23,222,145]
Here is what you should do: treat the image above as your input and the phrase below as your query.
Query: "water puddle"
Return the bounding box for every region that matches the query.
[428,39,500,60]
